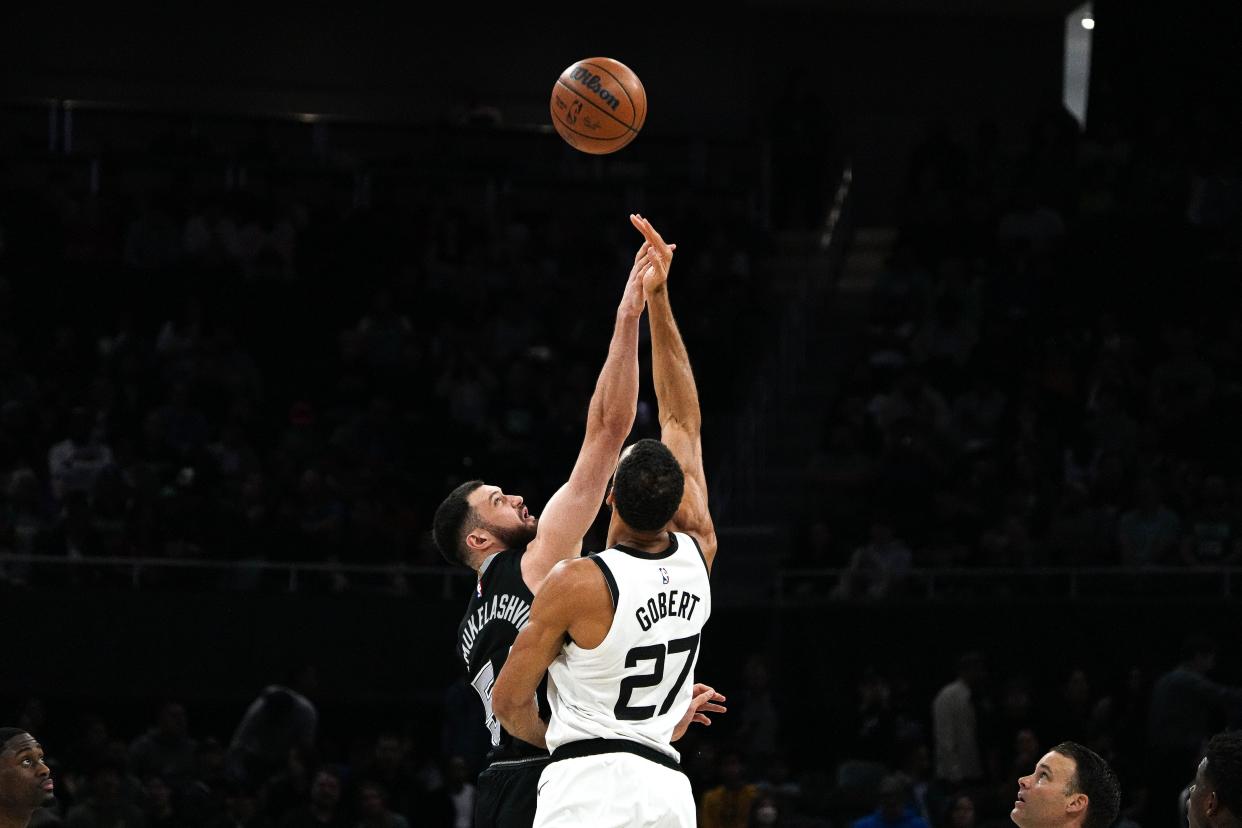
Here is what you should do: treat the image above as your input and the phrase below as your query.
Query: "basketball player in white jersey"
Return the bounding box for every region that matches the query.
[494,215,719,827]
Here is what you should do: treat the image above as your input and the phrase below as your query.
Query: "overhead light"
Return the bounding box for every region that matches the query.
[1081,15,1095,29]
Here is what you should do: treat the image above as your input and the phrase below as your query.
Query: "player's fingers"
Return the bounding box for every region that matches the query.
[641,218,670,250]
[701,703,727,714]
[693,714,711,726]
[634,217,664,249]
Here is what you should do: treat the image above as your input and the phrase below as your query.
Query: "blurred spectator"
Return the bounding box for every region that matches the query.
[277,769,346,828]
[701,753,759,828]
[140,776,178,828]
[442,757,474,828]
[65,764,146,828]
[851,775,930,828]
[747,793,784,827]
[261,747,315,824]
[1117,479,1182,567]
[230,677,319,783]
[128,703,197,782]
[207,780,270,828]
[353,781,408,828]
[736,656,781,763]
[939,793,976,828]
[1181,476,1242,566]
[832,520,913,600]
[1148,636,1242,827]
[47,408,114,502]
[932,653,986,785]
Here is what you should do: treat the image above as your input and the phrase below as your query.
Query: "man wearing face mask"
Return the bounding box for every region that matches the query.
[750,795,781,827]
[1188,730,1242,828]
[1010,742,1119,828]
[0,729,56,828]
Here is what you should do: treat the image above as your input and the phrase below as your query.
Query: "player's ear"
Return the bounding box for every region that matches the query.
[466,527,492,550]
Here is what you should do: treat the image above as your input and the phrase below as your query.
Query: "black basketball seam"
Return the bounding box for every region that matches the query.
[580,59,639,117]
[582,60,646,131]
[554,77,638,134]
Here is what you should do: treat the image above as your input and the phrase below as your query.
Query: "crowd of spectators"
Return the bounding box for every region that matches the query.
[4,64,1242,828]
[13,634,1241,828]
[800,103,1242,599]
[0,115,767,591]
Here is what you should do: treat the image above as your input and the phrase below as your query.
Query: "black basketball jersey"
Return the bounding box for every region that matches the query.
[457,547,549,761]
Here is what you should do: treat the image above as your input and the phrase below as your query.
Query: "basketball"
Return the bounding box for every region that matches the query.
[549,57,647,154]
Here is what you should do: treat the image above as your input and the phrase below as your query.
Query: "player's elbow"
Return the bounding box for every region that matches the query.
[590,404,635,439]
[491,680,523,727]
[660,411,702,435]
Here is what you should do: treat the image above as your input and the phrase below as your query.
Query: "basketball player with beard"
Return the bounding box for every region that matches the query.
[0,729,55,828]
[434,218,698,828]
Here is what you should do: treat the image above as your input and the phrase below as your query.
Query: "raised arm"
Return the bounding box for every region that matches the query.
[631,214,718,570]
[520,233,650,590]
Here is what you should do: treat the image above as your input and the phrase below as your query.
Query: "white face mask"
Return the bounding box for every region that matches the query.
[756,805,779,825]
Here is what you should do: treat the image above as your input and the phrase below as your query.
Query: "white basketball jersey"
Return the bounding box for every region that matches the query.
[545,531,712,762]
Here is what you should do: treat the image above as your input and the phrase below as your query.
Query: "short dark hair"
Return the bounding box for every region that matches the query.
[1205,730,1242,815]
[433,480,484,566]
[1051,741,1120,828]
[612,439,684,532]
[0,728,27,751]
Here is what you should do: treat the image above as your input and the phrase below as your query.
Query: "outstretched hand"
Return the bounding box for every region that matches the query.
[629,213,675,297]
[672,683,727,742]
[618,240,651,319]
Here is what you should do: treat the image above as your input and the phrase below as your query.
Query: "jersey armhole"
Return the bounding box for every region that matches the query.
[589,555,620,609]
[684,533,711,577]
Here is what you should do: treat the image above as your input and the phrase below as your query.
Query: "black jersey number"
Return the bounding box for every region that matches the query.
[613,634,701,721]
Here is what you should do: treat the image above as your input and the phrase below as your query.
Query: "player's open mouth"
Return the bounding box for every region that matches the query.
[42,780,54,792]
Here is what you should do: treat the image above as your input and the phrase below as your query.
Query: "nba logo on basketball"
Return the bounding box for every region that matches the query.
[660,567,669,584]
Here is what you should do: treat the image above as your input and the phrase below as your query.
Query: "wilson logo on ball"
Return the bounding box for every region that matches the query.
[570,67,621,111]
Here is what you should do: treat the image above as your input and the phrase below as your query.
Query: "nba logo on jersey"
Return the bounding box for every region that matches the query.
[660,567,669,584]
[476,579,483,597]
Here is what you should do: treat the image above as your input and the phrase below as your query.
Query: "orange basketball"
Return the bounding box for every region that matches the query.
[549,57,647,154]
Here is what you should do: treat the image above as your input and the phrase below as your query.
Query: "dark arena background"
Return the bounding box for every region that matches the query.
[2,3,1241,827]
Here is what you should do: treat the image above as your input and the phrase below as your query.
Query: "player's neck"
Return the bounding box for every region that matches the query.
[610,528,670,553]
[0,810,32,828]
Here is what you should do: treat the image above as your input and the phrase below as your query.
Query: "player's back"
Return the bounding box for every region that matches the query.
[545,531,712,762]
